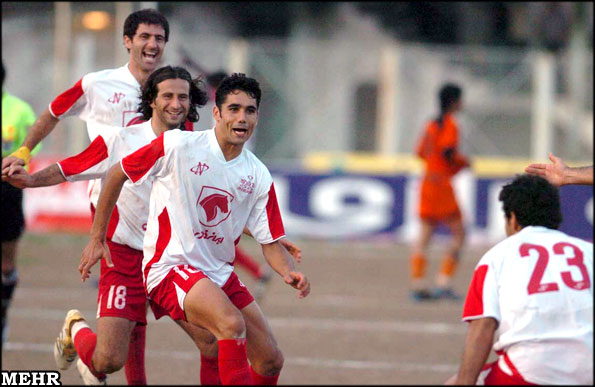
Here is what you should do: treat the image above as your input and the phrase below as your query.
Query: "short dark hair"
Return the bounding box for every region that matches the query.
[439,83,462,113]
[498,174,562,229]
[215,73,261,110]
[138,66,208,124]
[123,9,169,42]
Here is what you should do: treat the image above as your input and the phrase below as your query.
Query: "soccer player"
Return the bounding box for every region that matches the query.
[1,62,41,350]
[451,174,592,385]
[80,73,311,385]
[525,152,593,187]
[409,83,470,301]
[178,50,283,300]
[3,66,221,385]
[1,10,192,385]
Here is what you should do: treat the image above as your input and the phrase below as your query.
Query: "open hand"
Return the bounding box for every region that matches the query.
[283,271,310,299]
[79,238,113,282]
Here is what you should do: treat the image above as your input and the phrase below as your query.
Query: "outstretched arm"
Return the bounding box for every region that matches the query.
[525,153,593,187]
[1,164,66,189]
[454,317,497,385]
[261,241,310,299]
[2,109,59,174]
[79,163,128,281]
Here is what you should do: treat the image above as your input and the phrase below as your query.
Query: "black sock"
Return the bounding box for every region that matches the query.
[2,269,18,347]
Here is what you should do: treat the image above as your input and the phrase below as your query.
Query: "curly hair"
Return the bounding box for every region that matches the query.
[215,73,261,110]
[498,174,562,229]
[123,9,169,43]
[138,66,208,124]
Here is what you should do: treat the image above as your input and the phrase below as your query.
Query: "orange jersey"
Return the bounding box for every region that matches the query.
[416,113,468,221]
[415,113,468,178]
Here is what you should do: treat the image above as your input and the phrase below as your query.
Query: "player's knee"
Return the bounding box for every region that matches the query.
[93,349,126,374]
[256,347,284,376]
[217,309,246,339]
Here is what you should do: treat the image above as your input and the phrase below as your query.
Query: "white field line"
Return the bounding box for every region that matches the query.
[3,342,458,373]
[9,307,466,335]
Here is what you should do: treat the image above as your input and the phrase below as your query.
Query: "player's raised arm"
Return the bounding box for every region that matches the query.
[261,241,310,299]
[79,163,128,281]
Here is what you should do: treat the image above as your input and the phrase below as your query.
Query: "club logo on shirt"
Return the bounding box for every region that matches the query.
[108,92,126,104]
[238,175,255,194]
[197,186,235,227]
[191,162,209,176]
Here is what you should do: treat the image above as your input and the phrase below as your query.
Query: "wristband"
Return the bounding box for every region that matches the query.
[10,146,31,165]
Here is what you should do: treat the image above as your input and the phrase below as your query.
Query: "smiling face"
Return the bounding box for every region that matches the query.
[150,78,190,132]
[213,90,258,150]
[125,23,166,74]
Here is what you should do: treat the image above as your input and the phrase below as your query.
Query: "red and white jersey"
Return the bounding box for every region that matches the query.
[57,120,159,251]
[48,63,144,204]
[120,128,286,291]
[462,226,593,385]
[49,63,144,139]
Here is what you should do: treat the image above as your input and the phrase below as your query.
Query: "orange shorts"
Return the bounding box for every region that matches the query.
[418,174,461,221]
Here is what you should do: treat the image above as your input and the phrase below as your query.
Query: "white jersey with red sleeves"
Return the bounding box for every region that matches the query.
[120,128,286,291]
[49,63,144,139]
[49,63,144,205]
[462,226,593,385]
[56,120,158,251]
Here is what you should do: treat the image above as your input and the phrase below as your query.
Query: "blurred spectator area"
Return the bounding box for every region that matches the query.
[2,2,592,166]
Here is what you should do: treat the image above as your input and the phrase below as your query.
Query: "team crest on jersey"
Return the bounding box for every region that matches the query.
[191,162,209,176]
[238,175,255,194]
[197,186,235,227]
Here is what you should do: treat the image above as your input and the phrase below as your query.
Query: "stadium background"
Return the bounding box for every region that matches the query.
[2,2,593,385]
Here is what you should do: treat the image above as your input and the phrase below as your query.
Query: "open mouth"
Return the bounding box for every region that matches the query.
[233,128,248,135]
[143,52,158,60]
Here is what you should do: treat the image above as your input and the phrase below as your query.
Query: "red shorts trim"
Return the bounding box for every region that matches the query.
[96,240,147,324]
[482,361,536,385]
[148,266,254,321]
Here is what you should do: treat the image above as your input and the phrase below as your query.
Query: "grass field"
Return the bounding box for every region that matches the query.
[2,231,497,385]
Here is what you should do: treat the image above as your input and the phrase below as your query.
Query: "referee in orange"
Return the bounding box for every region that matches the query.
[410,83,469,301]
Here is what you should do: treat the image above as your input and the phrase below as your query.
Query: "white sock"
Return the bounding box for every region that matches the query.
[71,320,91,341]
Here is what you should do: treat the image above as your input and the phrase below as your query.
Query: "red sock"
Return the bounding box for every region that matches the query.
[124,324,147,385]
[73,327,106,380]
[234,247,262,279]
[218,338,252,385]
[201,354,221,385]
[250,365,280,385]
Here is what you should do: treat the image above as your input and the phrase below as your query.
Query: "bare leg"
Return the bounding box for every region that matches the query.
[92,317,137,373]
[176,319,218,357]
